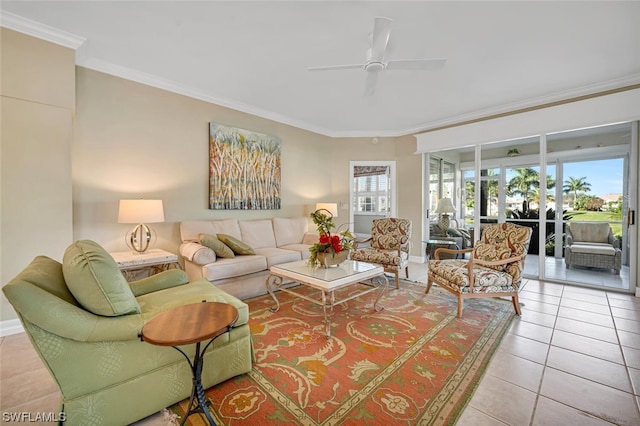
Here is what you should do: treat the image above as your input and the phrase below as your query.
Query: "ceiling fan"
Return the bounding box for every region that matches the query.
[308,16,447,96]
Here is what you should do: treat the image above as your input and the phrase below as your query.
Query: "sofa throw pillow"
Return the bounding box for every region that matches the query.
[217,234,256,255]
[63,240,141,316]
[199,233,235,258]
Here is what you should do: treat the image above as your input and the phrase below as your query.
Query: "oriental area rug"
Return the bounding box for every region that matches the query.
[170,280,515,425]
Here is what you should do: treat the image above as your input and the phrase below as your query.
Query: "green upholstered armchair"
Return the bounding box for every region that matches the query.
[2,240,253,425]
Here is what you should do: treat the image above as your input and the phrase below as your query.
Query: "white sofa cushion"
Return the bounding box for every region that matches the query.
[569,242,617,256]
[302,232,320,245]
[180,242,216,265]
[238,219,277,249]
[273,217,309,247]
[254,247,301,268]
[181,219,242,242]
[201,255,267,281]
[279,244,312,260]
[570,222,611,243]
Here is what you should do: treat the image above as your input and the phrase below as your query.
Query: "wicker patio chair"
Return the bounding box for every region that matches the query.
[565,222,621,275]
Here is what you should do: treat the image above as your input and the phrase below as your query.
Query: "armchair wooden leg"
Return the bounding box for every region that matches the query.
[457,296,464,318]
[394,272,400,289]
[425,278,432,294]
[405,266,409,281]
[512,294,522,316]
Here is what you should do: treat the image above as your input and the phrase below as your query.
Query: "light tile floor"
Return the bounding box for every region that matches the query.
[1,262,639,425]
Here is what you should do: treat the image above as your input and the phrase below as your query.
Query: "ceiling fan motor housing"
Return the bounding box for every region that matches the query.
[364,62,385,72]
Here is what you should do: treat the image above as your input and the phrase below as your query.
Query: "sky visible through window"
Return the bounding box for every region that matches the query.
[562,159,624,197]
[504,158,624,199]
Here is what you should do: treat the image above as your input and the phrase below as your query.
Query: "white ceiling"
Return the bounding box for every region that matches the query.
[2,1,639,138]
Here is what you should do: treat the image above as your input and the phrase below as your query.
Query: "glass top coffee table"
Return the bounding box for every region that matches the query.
[265,260,388,338]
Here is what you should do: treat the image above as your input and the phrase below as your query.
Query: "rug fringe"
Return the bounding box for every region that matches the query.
[160,408,180,425]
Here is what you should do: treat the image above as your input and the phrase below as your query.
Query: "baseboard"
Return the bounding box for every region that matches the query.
[409,255,424,264]
[636,287,640,298]
[0,319,24,337]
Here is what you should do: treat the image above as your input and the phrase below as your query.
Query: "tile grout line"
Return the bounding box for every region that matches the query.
[606,290,640,418]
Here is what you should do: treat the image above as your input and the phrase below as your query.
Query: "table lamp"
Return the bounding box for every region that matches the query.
[434,197,456,231]
[315,202,338,217]
[118,199,165,253]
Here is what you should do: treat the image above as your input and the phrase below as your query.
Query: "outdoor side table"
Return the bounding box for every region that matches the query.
[141,302,238,426]
[425,239,460,260]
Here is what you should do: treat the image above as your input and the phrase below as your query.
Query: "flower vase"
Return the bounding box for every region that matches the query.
[316,250,349,268]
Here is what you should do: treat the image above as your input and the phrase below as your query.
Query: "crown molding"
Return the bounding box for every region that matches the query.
[0,11,85,49]
[1,12,638,139]
[408,74,640,136]
[76,55,336,137]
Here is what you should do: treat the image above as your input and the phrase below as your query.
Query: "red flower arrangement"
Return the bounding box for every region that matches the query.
[308,209,353,267]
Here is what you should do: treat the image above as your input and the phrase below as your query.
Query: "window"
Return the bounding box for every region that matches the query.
[353,172,390,214]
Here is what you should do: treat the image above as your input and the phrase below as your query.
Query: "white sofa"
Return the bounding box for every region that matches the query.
[180,217,318,299]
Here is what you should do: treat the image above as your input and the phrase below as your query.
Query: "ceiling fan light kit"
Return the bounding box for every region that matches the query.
[308,16,447,96]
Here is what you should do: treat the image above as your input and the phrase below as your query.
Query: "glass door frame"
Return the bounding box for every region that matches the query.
[432,122,637,293]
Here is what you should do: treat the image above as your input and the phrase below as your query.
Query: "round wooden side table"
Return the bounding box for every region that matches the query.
[141,302,238,426]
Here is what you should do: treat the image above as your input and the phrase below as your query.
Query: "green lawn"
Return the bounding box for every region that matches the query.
[566,211,623,236]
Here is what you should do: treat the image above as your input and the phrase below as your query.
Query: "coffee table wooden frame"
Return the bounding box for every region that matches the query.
[265,260,388,338]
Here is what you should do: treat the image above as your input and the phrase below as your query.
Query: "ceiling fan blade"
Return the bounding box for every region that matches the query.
[364,71,379,96]
[385,58,447,70]
[308,64,364,71]
[370,16,392,62]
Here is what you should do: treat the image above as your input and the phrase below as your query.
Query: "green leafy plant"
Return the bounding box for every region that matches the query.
[308,209,354,267]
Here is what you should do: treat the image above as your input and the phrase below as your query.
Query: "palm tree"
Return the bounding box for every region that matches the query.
[507,168,540,212]
[530,176,557,205]
[563,176,591,208]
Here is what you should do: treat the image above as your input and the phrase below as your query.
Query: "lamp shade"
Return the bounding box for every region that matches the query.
[315,202,338,217]
[118,199,165,224]
[434,198,456,214]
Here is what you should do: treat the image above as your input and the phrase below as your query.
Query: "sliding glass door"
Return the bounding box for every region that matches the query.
[424,121,637,292]
[543,123,632,290]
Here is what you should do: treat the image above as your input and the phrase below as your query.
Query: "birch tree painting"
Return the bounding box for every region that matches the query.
[209,123,281,210]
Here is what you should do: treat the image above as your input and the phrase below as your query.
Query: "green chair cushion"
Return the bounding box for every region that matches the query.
[217,234,256,255]
[199,233,235,258]
[63,240,141,316]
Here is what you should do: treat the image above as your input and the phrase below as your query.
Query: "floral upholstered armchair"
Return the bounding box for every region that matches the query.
[350,218,412,288]
[426,222,532,318]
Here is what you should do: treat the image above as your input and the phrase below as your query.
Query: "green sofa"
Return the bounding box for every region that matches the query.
[2,240,253,425]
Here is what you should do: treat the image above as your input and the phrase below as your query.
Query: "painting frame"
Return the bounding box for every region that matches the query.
[209,122,281,210]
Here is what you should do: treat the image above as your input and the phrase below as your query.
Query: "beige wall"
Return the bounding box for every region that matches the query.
[328,135,424,257]
[72,68,424,256]
[73,67,336,252]
[1,28,76,322]
[0,30,425,326]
